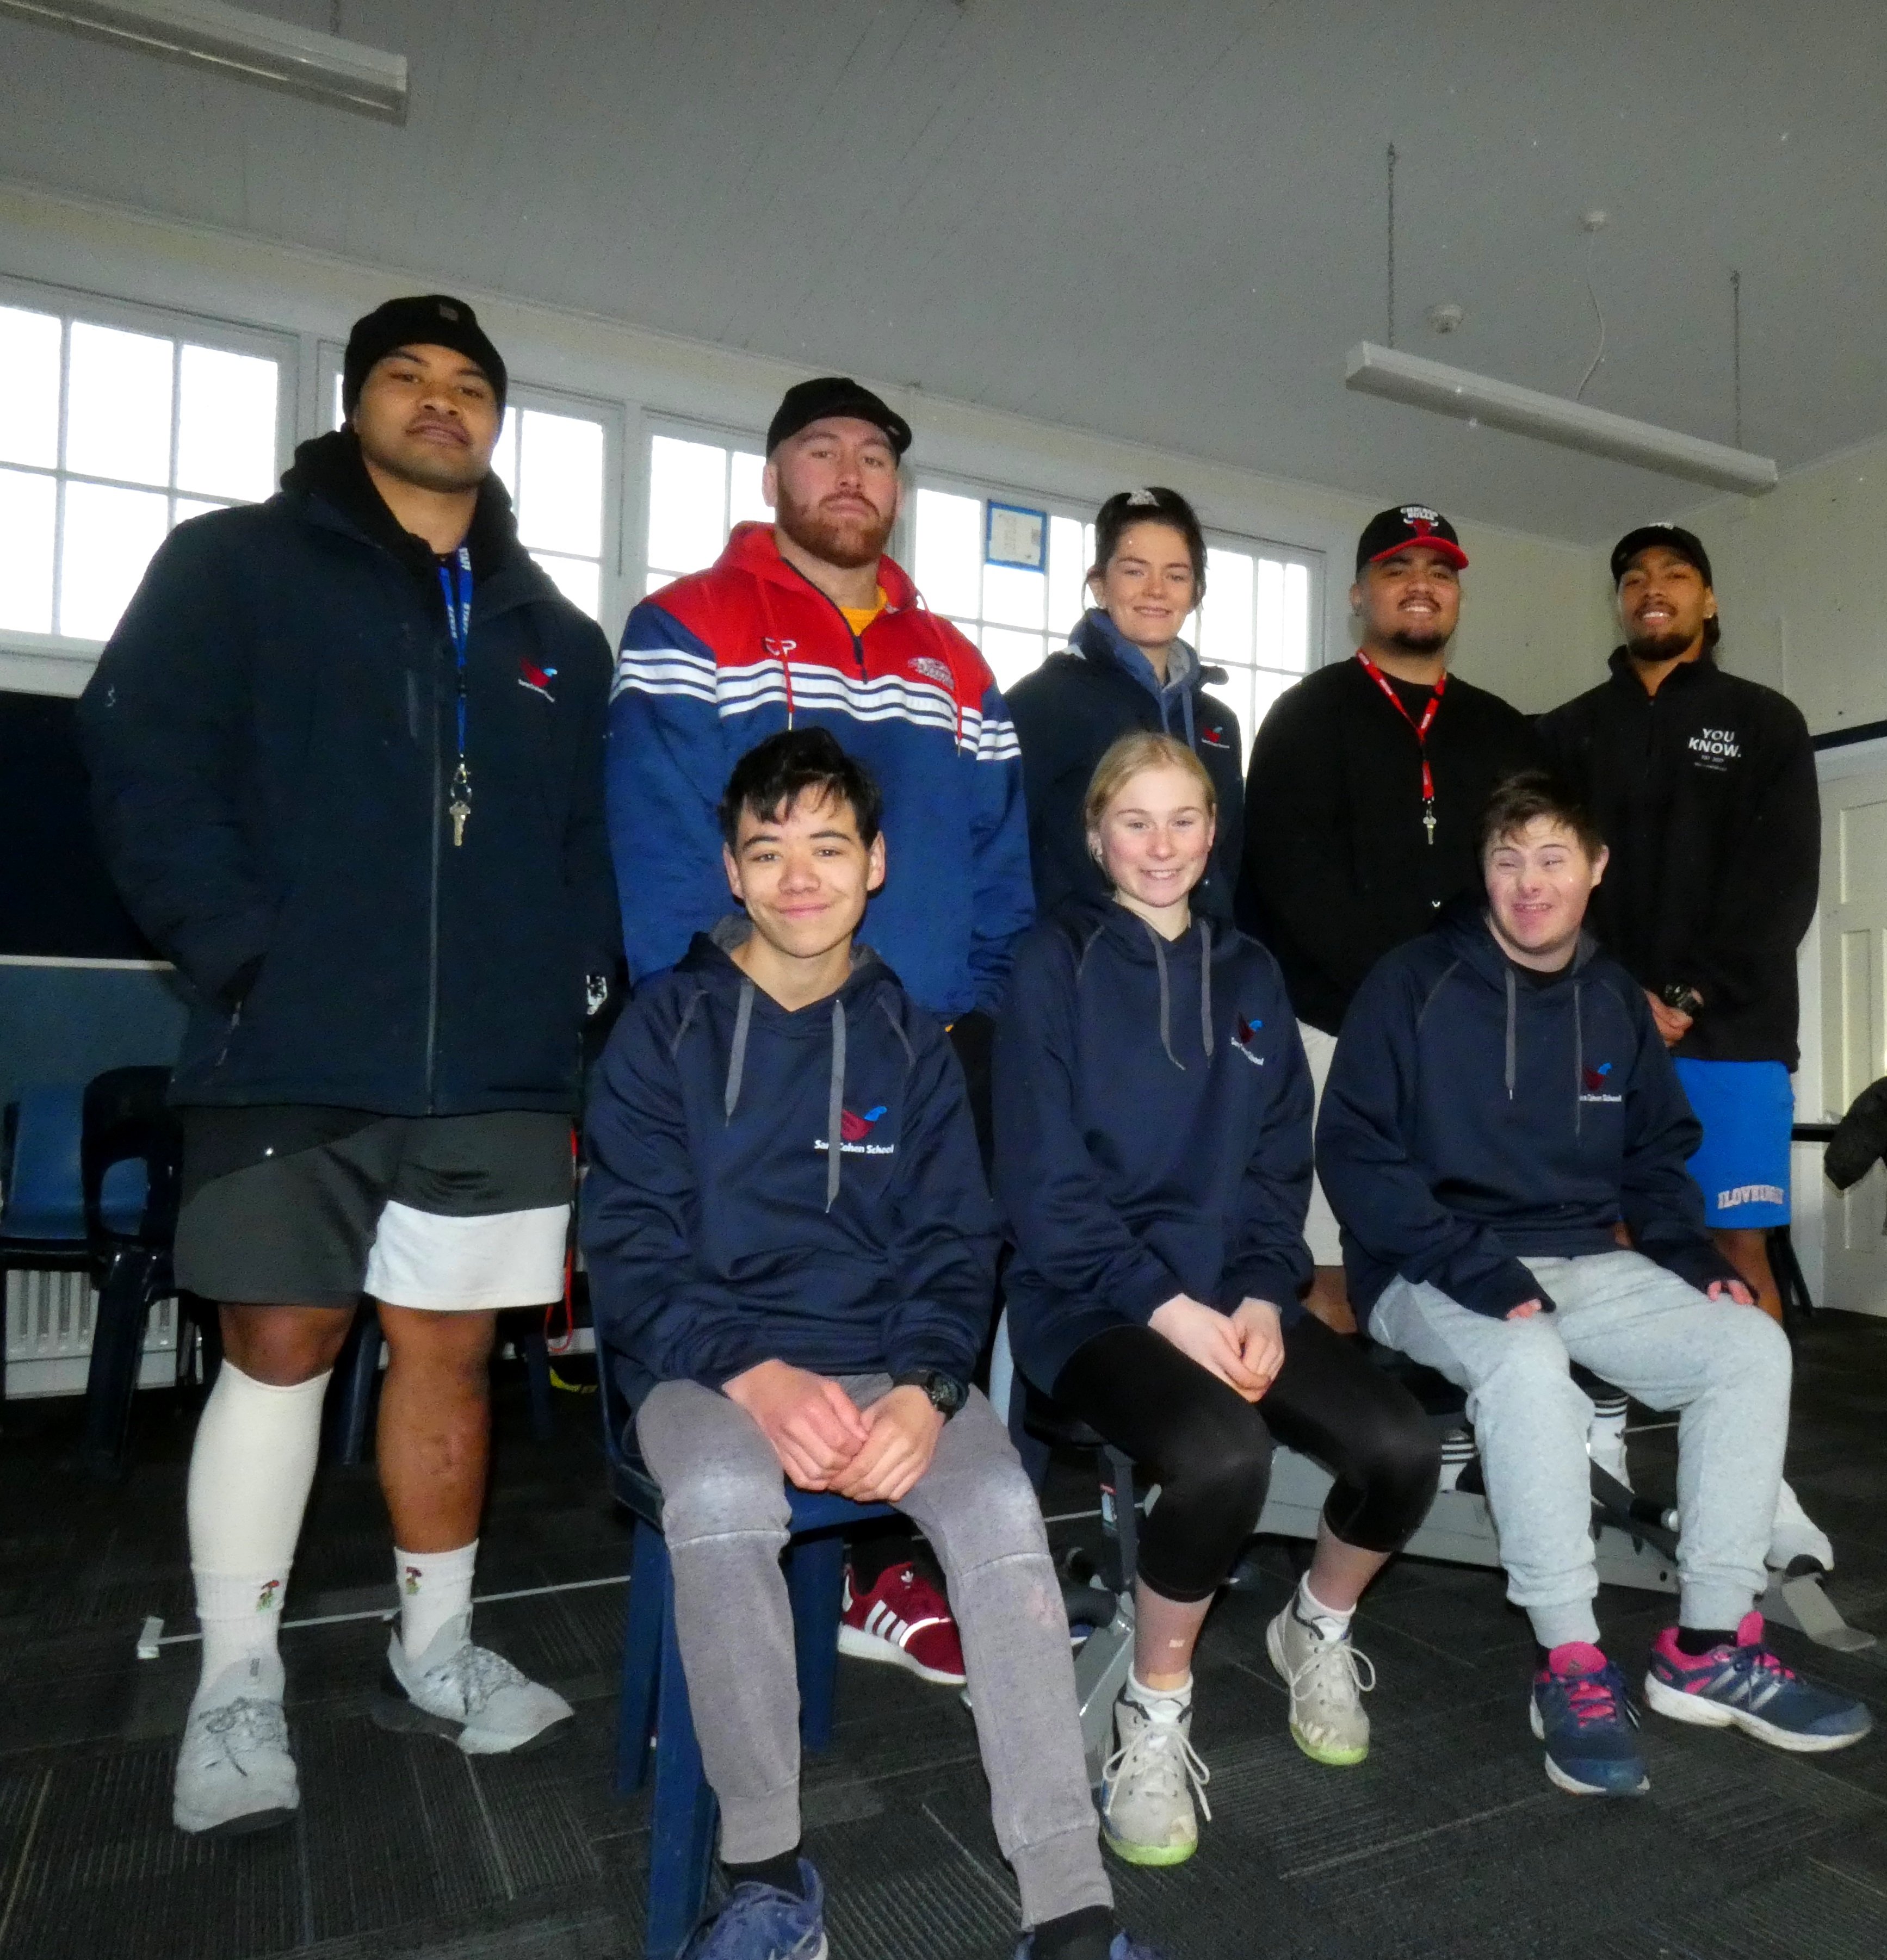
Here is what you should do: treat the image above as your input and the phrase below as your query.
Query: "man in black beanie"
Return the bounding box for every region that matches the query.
[80,296,619,1836]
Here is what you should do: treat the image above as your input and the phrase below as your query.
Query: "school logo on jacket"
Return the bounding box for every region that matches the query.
[815,1105,895,1156]
[518,657,558,701]
[1231,1016,1266,1066]
[1580,1062,1623,1105]
[1199,725,1232,750]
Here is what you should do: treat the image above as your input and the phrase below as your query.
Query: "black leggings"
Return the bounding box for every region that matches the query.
[1052,1315,1441,1604]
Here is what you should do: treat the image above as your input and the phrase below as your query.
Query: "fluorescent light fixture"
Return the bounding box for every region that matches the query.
[0,0,407,121]
[1345,341,1778,495]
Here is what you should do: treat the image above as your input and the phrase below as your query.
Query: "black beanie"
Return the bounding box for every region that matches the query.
[341,294,508,416]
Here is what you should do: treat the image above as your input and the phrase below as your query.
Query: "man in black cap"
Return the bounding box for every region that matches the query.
[1237,505,1542,1330]
[81,295,619,1836]
[1538,526,1820,1325]
[608,375,1035,1688]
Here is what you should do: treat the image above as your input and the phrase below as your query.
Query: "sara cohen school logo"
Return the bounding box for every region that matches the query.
[518,657,558,701]
[1232,1016,1266,1066]
[815,1106,896,1156]
[1580,1062,1623,1104]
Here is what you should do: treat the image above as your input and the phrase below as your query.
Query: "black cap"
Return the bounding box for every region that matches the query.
[342,295,508,417]
[1610,523,1712,587]
[1356,504,1469,575]
[766,375,912,458]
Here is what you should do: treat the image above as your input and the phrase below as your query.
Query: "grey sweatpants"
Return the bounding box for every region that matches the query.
[1369,1250,1791,1646]
[635,1376,1109,1928]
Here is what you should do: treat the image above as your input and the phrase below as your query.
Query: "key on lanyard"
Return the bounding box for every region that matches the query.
[1356,652,1446,846]
[438,547,473,846]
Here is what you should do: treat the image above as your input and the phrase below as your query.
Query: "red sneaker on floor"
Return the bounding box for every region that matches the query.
[838,1562,966,1686]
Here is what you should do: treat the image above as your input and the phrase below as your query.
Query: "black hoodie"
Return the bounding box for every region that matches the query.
[1537,649,1818,1065]
[79,431,618,1113]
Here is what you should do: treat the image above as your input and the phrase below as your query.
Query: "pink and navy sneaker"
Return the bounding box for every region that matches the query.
[1529,1642,1649,1796]
[838,1562,966,1686]
[1644,1613,1873,1752]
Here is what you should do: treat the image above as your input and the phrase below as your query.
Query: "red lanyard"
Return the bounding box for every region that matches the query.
[1356,652,1446,842]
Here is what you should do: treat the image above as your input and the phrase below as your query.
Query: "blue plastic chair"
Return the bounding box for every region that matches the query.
[0,1087,91,1414]
[596,1342,891,1960]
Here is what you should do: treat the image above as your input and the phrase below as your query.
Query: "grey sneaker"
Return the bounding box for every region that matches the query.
[374,1610,573,1756]
[1099,1690,1210,1866]
[1266,1602,1375,1766]
[172,1652,299,1835]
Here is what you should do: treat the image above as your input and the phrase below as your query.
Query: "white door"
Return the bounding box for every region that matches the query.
[1819,761,1887,1315]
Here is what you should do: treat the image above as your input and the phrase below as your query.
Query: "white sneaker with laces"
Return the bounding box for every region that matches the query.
[172,1652,299,1835]
[1266,1602,1376,1766]
[374,1609,573,1755]
[1099,1688,1211,1867]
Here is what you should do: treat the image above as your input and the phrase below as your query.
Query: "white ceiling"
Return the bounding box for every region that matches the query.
[3,0,1883,542]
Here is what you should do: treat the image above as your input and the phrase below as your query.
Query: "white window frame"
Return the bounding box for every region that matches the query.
[637,410,772,599]
[0,274,300,693]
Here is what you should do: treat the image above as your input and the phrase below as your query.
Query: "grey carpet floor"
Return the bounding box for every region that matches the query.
[2,1311,1884,1960]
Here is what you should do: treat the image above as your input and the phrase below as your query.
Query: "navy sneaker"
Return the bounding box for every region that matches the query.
[1014,1933,1166,1960]
[1645,1612,1874,1753]
[1529,1642,1649,1796]
[686,1858,826,1960]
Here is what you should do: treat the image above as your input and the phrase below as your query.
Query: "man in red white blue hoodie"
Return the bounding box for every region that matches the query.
[608,374,1034,1686]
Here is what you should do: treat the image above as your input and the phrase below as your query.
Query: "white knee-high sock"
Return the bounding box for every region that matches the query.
[395,1540,478,1661]
[187,1361,328,1692]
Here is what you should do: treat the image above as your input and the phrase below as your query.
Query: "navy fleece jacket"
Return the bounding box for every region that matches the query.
[1316,905,1740,1330]
[994,901,1313,1394]
[581,920,998,1410]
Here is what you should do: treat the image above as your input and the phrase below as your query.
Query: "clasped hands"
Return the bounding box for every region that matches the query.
[1148,1293,1284,1401]
[723,1358,943,1502]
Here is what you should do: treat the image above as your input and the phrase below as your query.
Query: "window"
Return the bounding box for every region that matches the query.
[912,481,1321,730]
[644,429,769,593]
[1,298,285,643]
[325,371,611,621]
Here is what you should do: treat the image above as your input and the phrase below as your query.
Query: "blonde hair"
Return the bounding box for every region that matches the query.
[1082,732,1217,838]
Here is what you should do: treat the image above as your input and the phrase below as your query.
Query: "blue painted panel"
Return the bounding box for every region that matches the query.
[0,963,190,1114]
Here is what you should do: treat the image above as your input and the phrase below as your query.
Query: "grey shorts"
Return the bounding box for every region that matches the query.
[174,1107,573,1310]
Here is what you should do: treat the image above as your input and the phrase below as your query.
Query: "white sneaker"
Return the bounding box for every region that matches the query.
[1266,1602,1375,1766]
[172,1652,299,1835]
[374,1610,573,1756]
[1767,1478,1836,1574]
[1099,1689,1211,1866]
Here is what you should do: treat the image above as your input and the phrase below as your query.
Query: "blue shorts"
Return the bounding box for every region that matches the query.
[1672,1058,1792,1228]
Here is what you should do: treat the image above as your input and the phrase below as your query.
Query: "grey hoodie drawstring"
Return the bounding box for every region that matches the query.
[1503,965,1517,1099]
[724,979,756,1119]
[825,998,847,1211]
[1144,923,1180,1068]
[1179,684,1197,754]
[1198,918,1214,1057]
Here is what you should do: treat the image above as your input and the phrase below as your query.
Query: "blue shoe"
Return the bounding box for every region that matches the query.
[1014,1933,1166,1960]
[1645,1613,1874,1753]
[686,1859,826,1959]
[1529,1643,1649,1796]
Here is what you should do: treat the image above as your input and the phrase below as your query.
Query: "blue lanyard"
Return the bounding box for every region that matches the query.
[438,546,474,843]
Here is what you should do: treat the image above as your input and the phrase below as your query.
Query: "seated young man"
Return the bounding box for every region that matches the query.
[1317,771,1871,1798]
[582,727,1161,1960]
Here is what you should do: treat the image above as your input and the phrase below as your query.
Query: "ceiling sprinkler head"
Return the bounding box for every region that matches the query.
[1581,209,1609,233]
[1427,302,1465,334]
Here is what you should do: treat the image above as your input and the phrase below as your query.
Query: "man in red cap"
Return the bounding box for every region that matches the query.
[1238,505,1542,1332]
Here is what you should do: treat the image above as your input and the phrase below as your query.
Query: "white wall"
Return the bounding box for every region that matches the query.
[0,180,1608,708]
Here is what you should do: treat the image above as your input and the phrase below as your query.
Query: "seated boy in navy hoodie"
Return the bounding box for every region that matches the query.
[1317,771,1870,1800]
[583,728,1160,1960]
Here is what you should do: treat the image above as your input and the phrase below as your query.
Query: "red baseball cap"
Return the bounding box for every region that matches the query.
[1356,504,1469,574]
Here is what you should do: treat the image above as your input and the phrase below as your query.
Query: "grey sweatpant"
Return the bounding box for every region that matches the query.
[1369,1250,1791,1647]
[635,1376,1109,1929]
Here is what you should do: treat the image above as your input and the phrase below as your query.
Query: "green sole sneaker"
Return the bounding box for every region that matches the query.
[1102,1824,1198,1867]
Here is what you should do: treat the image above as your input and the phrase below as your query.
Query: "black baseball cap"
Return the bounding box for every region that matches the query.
[1356,504,1469,575]
[1610,523,1712,587]
[766,375,912,458]
[342,294,507,415]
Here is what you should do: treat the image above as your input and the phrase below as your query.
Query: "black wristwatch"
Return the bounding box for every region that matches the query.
[892,1368,968,1419]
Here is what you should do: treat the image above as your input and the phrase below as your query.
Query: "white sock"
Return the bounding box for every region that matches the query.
[186,1361,329,1695]
[395,1540,478,1661]
[1125,1668,1192,1710]
[1295,1575,1355,1643]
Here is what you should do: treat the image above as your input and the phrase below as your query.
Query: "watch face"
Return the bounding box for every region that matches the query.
[931,1373,968,1415]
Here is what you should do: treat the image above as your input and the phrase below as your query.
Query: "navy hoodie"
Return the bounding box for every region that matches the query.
[1316,905,1738,1330]
[581,919,998,1410]
[994,900,1313,1394]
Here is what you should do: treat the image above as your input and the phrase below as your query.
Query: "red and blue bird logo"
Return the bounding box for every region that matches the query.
[839,1105,888,1143]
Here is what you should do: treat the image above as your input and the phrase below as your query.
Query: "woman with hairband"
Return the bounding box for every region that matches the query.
[1007,488,1245,922]
[994,731,1440,1868]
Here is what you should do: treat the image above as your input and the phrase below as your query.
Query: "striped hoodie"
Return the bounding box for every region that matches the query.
[608,523,1032,1018]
